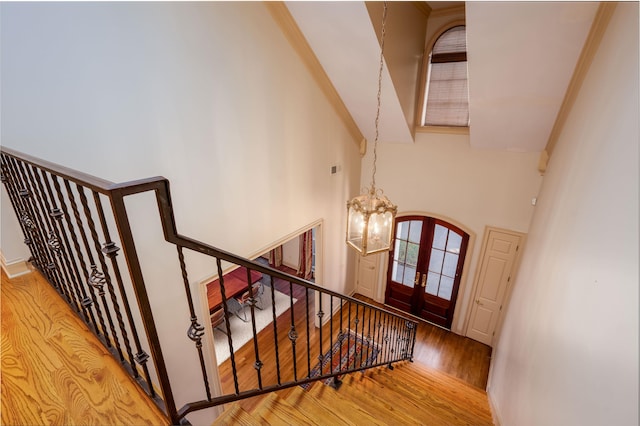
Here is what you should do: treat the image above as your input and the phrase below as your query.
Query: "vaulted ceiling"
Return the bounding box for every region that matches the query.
[286,1,599,152]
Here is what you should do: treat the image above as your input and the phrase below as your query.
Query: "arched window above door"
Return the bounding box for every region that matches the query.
[421,25,470,128]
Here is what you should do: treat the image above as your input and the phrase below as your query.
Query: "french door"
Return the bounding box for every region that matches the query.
[385,216,469,329]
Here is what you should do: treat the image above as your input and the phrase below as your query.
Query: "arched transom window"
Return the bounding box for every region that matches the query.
[422,25,469,127]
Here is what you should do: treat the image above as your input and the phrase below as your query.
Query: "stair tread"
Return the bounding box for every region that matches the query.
[399,361,489,395]
[285,385,360,425]
[214,363,492,426]
[253,392,318,426]
[336,373,437,425]
[393,362,491,408]
[213,403,264,426]
[361,368,493,425]
[308,379,387,425]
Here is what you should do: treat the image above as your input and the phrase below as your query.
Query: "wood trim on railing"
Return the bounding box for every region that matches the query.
[539,2,617,174]
[265,2,364,147]
[0,146,114,192]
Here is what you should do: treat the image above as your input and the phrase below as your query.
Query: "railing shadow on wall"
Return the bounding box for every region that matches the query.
[0,147,418,425]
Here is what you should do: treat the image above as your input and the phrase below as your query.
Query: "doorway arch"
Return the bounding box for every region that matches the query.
[384,212,475,330]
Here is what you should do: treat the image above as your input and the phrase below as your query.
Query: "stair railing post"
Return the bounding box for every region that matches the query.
[108,190,178,425]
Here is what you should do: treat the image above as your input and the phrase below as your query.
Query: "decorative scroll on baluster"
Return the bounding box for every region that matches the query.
[65,180,111,345]
[178,246,212,401]
[245,268,264,390]
[288,325,299,382]
[0,158,40,273]
[46,173,99,334]
[24,163,81,311]
[14,161,60,287]
[215,257,240,396]
[93,190,149,385]
[317,298,324,367]
[288,280,299,382]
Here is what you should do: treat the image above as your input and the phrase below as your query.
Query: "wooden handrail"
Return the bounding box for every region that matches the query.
[1,147,419,423]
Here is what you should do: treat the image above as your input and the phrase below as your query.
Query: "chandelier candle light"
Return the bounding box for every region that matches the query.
[346,1,397,256]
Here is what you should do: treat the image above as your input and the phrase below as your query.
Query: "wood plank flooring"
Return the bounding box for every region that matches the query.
[358,294,492,389]
[1,262,492,425]
[1,269,168,426]
[217,265,492,415]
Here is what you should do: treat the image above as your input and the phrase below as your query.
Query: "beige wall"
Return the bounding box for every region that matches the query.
[362,130,543,333]
[488,3,639,425]
[0,2,361,423]
[367,1,428,133]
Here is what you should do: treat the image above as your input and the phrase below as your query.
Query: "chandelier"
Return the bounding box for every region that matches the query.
[346,1,397,256]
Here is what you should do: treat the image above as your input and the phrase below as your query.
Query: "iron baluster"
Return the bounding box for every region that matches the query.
[215,257,240,396]
[49,173,100,334]
[288,280,298,382]
[12,157,68,299]
[177,246,211,401]
[372,309,380,365]
[39,168,93,325]
[409,321,418,361]
[108,189,176,422]
[64,180,111,344]
[77,185,124,360]
[245,267,263,390]
[93,191,142,379]
[317,292,324,377]
[0,156,40,272]
[25,162,79,306]
[305,286,310,378]
[3,155,48,275]
[269,275,281,386]
[329,296,334,375]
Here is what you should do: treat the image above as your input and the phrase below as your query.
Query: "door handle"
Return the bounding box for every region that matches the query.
[421,274,427,288]
[475,299,483,306]
[414,272,420,286]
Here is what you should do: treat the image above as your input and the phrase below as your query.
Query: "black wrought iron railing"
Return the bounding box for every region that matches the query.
[0,147,418,425]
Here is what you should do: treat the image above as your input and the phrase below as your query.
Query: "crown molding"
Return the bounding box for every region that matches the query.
[542,1,617,173]
[429,4,465,19]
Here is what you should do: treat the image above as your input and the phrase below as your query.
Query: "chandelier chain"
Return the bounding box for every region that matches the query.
[371,1,388,192]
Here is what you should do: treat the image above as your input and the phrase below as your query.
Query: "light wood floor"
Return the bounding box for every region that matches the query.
[1,267,491,425]
[1,269,168,426]
[218,266,491,414]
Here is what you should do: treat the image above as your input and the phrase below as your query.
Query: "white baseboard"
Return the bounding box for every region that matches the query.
[0,251,32,278]
[487,387,503,426]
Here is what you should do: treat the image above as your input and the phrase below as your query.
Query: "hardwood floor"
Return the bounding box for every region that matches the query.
[356,294,492,389]
[1,270,168,426]
[214,361,493,425]
[217,265,492,414]
[1,263,491,425]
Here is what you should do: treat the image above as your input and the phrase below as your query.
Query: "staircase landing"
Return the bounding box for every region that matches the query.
[1,270,168,425]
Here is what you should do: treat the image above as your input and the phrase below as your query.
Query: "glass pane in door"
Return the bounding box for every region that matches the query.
[392,220,423,288]
[425,225,464,301]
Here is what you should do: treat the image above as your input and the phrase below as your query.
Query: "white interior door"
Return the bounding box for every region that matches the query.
[356,253,379,299]
[466,228,523,346]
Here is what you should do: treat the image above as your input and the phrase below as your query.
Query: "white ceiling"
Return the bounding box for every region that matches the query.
[287,1,599,152]
[466,1,599,151]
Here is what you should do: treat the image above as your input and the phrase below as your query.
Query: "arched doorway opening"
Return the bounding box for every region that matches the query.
[385,215,469,329]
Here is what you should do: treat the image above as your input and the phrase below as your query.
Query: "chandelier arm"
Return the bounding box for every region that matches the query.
[371,0,387,192]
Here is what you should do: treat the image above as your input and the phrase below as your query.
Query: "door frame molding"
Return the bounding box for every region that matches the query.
[462,225,526,345]
[382,211,476,333]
